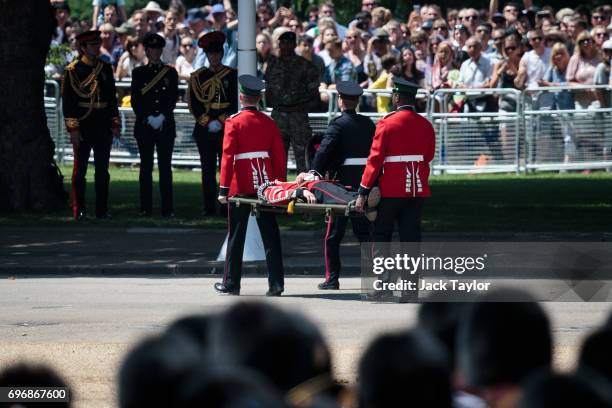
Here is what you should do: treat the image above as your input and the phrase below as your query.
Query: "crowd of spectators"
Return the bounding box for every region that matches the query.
[4,290,612,407]
[47,0,612,112]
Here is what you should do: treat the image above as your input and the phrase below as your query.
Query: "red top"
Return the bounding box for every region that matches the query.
[359,107,436,198]
[219,107,287,197]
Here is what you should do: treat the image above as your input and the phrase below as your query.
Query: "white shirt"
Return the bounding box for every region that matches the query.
[459,54,493,88]
[161,32,180,65]
[175,55,194,78]
[520,47,552,88]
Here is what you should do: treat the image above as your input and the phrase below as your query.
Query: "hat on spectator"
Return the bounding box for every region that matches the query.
[603,39,612,50]
[391,76,419,95]
[76,30,101,44]
[115,21,135,35]
[421,20,433,31]
[238,75,265,96]
[198,30,225,52]
[143,33,166,49]
[492,12,505,24]
[211,3,225,14]
[278,31,297,42]
[555,8,574,22]
[372,28,390,42]
[143,1,164,14]
[336,81,363,99]
[187,8,207,22]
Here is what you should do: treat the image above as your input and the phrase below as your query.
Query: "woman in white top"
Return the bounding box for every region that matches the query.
[116,36,146,80]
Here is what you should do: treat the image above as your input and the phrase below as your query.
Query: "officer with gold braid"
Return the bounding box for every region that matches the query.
[62,30,120,221]
[188,31,238,216]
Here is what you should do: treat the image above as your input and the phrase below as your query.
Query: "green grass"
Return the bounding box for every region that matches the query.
[1,166,612,232]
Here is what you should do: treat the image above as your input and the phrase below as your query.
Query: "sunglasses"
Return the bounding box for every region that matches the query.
[181,43,193,48]
[593,15,605,20]
[493,36,505,41]
[434,26,448,30]
[580,39,593,45]
[529,36,542,42]
[596,33,608,37]
[476,28,490,33]
[464,15,478,20]
[504,46,517,52]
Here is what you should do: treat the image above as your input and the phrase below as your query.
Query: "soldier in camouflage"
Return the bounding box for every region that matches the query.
[265,31,320,173]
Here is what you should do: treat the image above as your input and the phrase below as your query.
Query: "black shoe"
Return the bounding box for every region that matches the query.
[266,285,284,297]
[214,282,240,295]
[139,210,152,217]
[96,212,112,220]
[318,280,340,290]
[161,211,175,218]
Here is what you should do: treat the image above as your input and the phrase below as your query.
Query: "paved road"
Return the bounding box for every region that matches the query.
[0,277,610,408]
[2,228,609,276]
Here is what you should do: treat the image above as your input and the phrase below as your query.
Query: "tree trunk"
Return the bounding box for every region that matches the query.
[0,1,67,212]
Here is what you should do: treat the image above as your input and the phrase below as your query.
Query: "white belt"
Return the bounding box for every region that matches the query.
[234,151,269,160]
[342,158,367,166]
[384,155,424,163]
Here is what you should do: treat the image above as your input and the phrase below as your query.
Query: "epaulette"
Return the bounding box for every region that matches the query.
[192,66,207,77]
[65,59,78,71]
[229,111,243,119]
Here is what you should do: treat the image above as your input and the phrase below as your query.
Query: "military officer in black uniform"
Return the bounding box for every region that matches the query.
[62,30,120,220]
[302,81,376,290]
[130,33,179,217]
[188,31,238,216]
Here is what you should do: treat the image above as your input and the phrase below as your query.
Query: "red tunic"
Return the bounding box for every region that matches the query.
[359,107,436,198]
[219,107,287,197]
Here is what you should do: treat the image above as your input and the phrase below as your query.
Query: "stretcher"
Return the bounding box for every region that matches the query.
[228,196,359,219]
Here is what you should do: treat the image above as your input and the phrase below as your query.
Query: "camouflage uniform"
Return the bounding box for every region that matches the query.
[265,54,320,173]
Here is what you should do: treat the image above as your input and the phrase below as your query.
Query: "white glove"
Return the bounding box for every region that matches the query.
[148,114,165,130]
[303,172,320,181]
[147,115,155,127]
[207,119,222,133]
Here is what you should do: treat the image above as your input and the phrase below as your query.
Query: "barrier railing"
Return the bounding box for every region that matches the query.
[522,85,612,171]
[430,88,522,174]
[46,79,612,173]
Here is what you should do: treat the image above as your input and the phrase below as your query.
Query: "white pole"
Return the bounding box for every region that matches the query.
[218,0,266,263]
[237,0,257,77]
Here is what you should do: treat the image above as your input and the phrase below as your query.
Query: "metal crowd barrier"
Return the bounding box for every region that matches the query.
[430,88,522,174]
[522,84,612,171]
[46,79,612,173]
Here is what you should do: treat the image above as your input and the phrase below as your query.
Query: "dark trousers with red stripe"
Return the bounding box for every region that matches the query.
[325,215,371,283]
[194,125,223,214]
[71,125,112,218]
[223,202,284,290]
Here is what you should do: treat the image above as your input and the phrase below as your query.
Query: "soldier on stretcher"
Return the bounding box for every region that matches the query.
[256,174,380,221]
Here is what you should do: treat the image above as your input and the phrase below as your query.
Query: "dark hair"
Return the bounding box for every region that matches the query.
[0,364,70,408]
[176,365,286,407]
[457,289,552,388]
[517,371,612,408]
[166,314,213,351]
[381,53,397,71]
[118,333,203,408]
[578,329,612,384]
[390,48,424,83]
[504,2,520,10]
[358,330,452,408]
[298,35,314,45]
[417,300,468,368]
[212,302,332,394]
